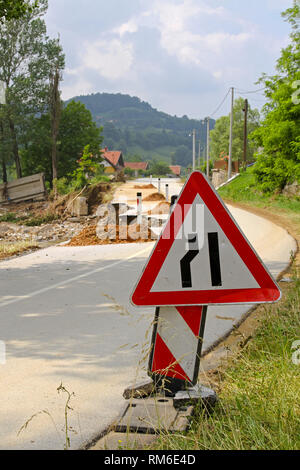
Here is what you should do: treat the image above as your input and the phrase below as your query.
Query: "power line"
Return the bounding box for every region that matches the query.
[236,92,266,104]
[206,86,265,119]
[209,88,231,117]
[235,87,266,94]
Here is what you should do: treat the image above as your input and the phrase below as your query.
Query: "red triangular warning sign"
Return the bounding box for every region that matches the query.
[131,171,281,307]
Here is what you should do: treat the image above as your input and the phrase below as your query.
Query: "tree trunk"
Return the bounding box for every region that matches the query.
[2,158,7,183]
[0,120,7,183]
[50,68,61,189]
[8,117,22,179]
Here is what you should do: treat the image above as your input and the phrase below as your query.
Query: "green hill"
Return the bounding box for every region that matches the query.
[66,93,215,167]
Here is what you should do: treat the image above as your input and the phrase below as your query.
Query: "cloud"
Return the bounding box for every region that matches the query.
[81,39,134,80]
[113,19,139,37]
[48,0,290,117]
[110,0,254,78]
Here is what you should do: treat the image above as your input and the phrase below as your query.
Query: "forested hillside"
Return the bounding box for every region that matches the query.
[67,93,215,166]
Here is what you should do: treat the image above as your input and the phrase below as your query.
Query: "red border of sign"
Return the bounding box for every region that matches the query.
[131,172,281,306]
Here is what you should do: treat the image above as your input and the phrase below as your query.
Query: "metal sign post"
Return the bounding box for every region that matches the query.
[149,306,207,395]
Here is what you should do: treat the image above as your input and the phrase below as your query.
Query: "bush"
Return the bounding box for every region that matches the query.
[124,167,135,177]
[0,212,19,223]
[72,145,103,190]
[53,177,70,196]
[253,152,300,193]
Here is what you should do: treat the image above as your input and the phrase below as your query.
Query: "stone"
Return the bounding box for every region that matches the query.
[169,405,194,432]
[89,432,156,450]
[123,379,155,399]
[115,397,178,434]
[173,384,218,412]
[71,197,88,217]
[282,181,300,197]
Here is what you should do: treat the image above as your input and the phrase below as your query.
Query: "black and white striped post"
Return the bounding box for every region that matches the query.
[137,192,142,225]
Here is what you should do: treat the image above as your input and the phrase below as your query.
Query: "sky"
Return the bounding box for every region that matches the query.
[45,0,293,119]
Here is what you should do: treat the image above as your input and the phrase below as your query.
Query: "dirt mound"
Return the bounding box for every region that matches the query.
[48,194,70,217]
[66,224,156,246]
[48,183,112,217]
[133,184,156,190]
[86,183,111,213]
[143,192,166,202]
[148,202,171,215]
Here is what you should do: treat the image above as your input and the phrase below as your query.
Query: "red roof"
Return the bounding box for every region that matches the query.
[101,150,123,168]
[169,166,181,176]
[124,162,149,171]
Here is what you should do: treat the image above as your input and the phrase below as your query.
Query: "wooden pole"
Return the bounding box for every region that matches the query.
[243,99,248,169]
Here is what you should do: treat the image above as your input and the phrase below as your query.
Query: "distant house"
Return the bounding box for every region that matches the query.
[214,158,239,173]
[101,148,125,174]
[169,166,181,177]
[124,161,149,177]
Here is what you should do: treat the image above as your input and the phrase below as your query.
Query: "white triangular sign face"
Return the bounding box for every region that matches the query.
[151,194,260,293]
[131,172,281,307]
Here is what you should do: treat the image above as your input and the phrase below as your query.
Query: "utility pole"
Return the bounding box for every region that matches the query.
[198,139,201,168]
[206,118,210,178]
[192,129,196,171]
[50,65,61,188]
[228,87,234,180]
[0,82,7,184]
[243,98,248,169]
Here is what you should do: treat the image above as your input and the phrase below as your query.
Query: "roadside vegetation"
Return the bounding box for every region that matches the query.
[154,272,300,450]
[219,165,300,214]
[0,240,38,259]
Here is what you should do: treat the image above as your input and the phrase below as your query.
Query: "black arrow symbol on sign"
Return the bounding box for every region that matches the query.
[180,234,199,288]
[208,232,222,287]
[180,232,222,288]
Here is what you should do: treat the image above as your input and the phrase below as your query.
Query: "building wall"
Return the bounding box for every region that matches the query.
[104,166,115,174]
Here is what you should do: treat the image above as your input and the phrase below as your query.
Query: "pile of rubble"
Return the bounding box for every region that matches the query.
[144,192,166,202]
[66,222,157,247]
[0,218,97,245]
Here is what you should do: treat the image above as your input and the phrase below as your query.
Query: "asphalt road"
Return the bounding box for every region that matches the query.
[0,178,296,450]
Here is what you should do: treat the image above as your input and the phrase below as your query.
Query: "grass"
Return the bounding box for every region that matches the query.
[149,170,300,451]
[0,240,38,259]
[153,272,300,450]
[0,212,20,223]
[0,211,58,226]
[218,166,300,214]
[23,213,59,226]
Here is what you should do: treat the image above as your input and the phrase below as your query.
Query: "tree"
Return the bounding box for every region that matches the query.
[0,0,38,21]
[126,154,143,162]
[0,0,64,179]
[58,101,102,178]
[21,101,103,184]
[210,98,260,164]
[171,145,191,167]
[49,62,63,185]
[251,1,300,192]
[148,159,170,176]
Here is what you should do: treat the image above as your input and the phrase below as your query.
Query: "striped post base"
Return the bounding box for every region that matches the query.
[148,306,207,396]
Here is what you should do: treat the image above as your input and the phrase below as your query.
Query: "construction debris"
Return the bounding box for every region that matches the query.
[0,173,46,204]
[144,192,166,202]
[66,223,157,246]
[148,201,170,215]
